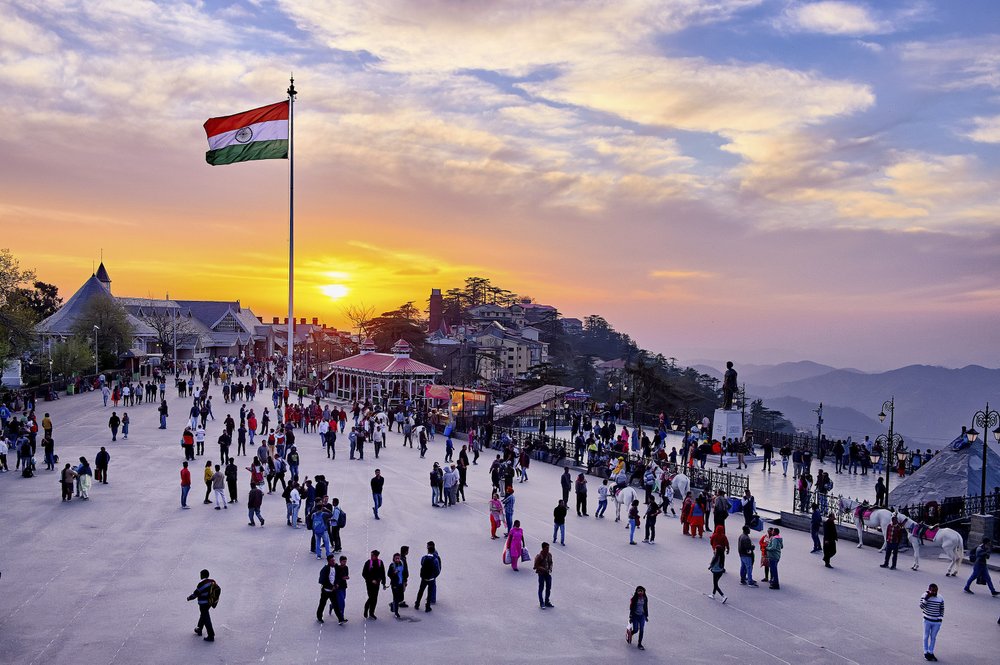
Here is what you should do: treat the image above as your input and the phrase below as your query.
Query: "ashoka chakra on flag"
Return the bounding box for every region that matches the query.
[203,101,288,165]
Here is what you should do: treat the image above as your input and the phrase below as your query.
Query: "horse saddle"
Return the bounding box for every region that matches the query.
[855,507,874,521]
[910,523,937,540]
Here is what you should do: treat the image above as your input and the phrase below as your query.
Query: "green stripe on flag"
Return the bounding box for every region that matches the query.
[205,139,288,166]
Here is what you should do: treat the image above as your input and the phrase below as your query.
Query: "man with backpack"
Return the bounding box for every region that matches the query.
[330,498,346,552]
[414,540,442,612]
[186,569,220,642]
[317,555,337,623]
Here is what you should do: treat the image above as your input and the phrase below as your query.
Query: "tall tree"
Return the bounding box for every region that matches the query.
[342,302,376,340]
[71,293,134,370]
[50,337,94,378]
[0,249,37,366]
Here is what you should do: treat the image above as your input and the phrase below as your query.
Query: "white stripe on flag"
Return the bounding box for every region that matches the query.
[207,119,289,151]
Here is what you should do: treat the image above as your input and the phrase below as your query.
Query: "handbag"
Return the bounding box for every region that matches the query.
[520,548,531,563]
[502,548,511,565]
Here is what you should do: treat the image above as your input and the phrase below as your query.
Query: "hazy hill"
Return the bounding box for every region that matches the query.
[756,365,1000,445]
[686,360,860,386]
[763,396,927,448]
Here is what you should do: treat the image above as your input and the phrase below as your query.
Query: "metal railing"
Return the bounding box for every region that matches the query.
[790,489,863,526]
[493,425,749,497]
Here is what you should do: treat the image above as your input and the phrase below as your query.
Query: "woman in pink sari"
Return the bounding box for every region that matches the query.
[505,520,525,571]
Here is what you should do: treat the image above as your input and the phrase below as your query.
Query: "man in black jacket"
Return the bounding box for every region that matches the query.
[362,550,386,620]
[560,468,572,504]
[738,525,758,586]
[414,541,442,612]
[317,555,336,623]
[224,459,238,503]
[186,569,218,641]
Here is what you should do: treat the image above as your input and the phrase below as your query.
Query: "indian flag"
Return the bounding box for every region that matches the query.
[203,101,288,166]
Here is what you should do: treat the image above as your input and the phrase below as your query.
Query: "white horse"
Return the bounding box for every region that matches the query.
[654,471,689,516]
[895,514,965,576]
[838,497,897,551]
[613,486,641,523]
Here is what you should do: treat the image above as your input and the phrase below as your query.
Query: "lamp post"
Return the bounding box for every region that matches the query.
[967,402,1000,503]
[93,325,100,376]
[874,396,904,503]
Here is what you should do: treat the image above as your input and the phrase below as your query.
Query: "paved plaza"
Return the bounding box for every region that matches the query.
[1,388,997,665]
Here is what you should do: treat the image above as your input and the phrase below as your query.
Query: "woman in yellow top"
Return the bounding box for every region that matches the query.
[203,461,214,504]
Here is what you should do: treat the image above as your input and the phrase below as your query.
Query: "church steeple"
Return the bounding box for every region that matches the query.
[95,262,111,292]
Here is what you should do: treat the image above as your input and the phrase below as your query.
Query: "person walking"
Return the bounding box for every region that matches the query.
[371,469,384,520]
[202,461,213,504]
[596,479,609,519]
[552,499,567,546]
[180,461,191,509]
[810,503,822,553]
[121,413,130,440]
[505,520,525,571]
[489,491,503,539]
[560,468,572,504]
[709,524,729,603]
[963,537,998,595]
[388,553,406,618]
[95,447,110,484]
[225,459,238,503]
[158,399,168,429]
[575,473,588,516]
[920,583,944,661]
[414,541,441,612]
[108,412,121,441]
[186,569,219,642]
[211,465,227,510]
[628,500,641,545]
[880,515,903,570]
[248,484,264,526]
[643,499,660,543]
[61,462,77,502]
[766,527,783,589]
[77,457,93,499]
[502,486,515,534]
[533,542,554,609]
[626,586,649,650]
[361,550,386,620]
[286,481,301,527]
[332,555,349,624]
[317,555,337,623]
[738,525,758,587]
[822,512,838,568]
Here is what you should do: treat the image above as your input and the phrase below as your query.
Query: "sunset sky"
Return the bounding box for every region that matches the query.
[2,1,998,370]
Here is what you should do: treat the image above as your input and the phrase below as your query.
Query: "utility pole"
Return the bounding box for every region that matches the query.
[815,402,824,452]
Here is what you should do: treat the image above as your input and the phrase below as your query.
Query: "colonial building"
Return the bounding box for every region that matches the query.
[322,338,442,403]
[36,263,273,360]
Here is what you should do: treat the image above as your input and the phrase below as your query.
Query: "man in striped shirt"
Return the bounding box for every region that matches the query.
[919,583,944,661]
[187,569,217,642]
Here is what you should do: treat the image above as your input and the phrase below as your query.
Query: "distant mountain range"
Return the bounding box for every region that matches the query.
[686,360,1000,448]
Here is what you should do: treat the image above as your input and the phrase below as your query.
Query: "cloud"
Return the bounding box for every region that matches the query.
[900,35,1000,90]
[781,1,889,36]
[962,114,1000,143]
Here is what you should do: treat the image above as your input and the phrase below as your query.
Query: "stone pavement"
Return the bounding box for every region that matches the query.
[1,388,997,665]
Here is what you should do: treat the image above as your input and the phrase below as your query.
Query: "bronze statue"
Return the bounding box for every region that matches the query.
[722,361,737,410]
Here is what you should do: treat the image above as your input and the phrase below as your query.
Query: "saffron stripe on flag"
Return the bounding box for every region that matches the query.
[203,101,289,138]
[205,139,288,166]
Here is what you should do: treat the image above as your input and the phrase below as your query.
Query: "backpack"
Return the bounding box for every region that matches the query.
[336,509,347,529]
[208,581,222,608]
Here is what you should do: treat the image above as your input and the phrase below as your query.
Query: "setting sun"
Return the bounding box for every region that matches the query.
[320,284,350,301]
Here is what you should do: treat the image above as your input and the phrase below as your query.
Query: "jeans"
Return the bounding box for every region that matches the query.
[630,615,646,645]
[818,493,827,513]
[811,528,822,551]
[740,555,755,584]
[923,620,941,654]
[160,414,167,429]
[372,493,382,518]
[628,519,637,543]
[333,589,346,621]
[181,485,190,507]
[537,573,552,606]
[314,529,332,558]
[197,603,215,638]
[553,523,565,545]
[416,579,436,608]
[883,543,899,568]
[965,564,996,592]
[317,589,335,619]
[249,508,263,525]
[504,509,513,532]
[769,560,779,586]
[287,503,299,526]
[781,458,789,474]
[596,499,607,518]
[111,427,118,441]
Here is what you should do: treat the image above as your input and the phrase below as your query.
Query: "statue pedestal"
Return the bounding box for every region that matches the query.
[712,408,744,443]
[969,514,995,547]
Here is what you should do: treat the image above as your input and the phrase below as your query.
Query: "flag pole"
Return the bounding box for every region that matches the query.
[286,75,297,388]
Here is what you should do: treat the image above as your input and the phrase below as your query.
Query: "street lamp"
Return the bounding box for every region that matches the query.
[967,402,1000,502]
[93,325,100,376]
[875,396,904,504]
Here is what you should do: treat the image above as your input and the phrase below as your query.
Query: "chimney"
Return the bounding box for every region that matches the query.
[283,317,288,324]
[300,317,306,325]
[312,317,319,325]
[256,316,263,323]
[272,317,280,324]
